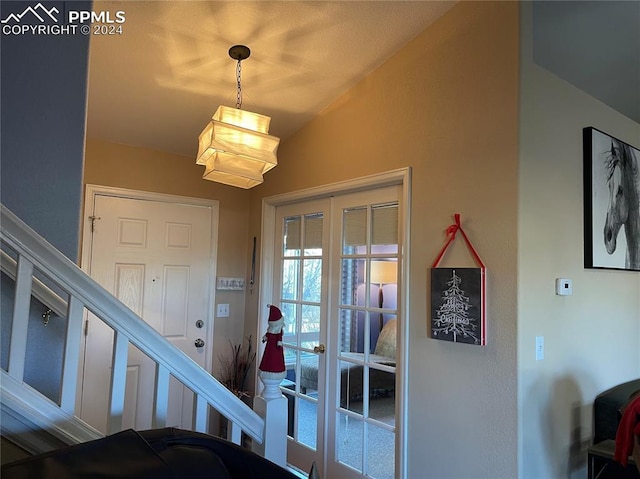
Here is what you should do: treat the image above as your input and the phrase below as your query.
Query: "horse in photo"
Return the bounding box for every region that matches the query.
[603,139,640,270]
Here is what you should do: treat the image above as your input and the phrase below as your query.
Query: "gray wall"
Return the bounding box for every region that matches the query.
[532,1,640,125]
[0,1,91,400]
[1,1,91,261]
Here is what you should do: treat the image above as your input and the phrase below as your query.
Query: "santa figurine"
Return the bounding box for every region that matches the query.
[258,305,286,380]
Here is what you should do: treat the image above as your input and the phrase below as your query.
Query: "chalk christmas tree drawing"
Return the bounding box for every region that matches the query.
[432,269,480,344]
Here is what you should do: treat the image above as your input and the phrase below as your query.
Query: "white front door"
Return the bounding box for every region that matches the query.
[273,186,400,479]
[79,193,216,434]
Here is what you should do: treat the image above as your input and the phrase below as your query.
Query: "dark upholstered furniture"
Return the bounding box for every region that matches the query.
[299,319,396,406]
[594,378,640,444]
[300,353,395,406]
[588,379,640,479]
[1,427,299,479]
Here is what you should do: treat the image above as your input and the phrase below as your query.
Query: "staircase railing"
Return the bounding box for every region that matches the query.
[0,204,266,450]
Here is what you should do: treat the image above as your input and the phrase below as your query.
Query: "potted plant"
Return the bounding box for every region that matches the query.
[216,336,256,443]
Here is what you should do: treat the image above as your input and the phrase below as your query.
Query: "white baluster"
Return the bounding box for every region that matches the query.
[108,330,128,434]
[59,296,83,413]
[153,363,170,428]
[8,255,33,381]
[228,419,242,445]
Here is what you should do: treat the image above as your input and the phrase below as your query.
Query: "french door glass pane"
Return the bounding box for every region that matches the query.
[301,304,320,349]
[300,353,318,397]
[281,302,298,344]
[283,347,299,391]
[302,258,322,302]
[343,207,367,254]
[367,425,395,479]
[340,258,364,306]
[304,214,323,254]
[369,388,395,426]
[339,308,357,354]
[282,259,299,300]
[339,359,363,412]
[371,204,398,254]
[337,412,364,472]
[372,314,397,362]
[284,216,301,256]
[297,396,318,449]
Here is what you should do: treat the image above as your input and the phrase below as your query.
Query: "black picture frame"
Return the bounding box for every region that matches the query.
[430,267,485,345]
[583,127,640,271]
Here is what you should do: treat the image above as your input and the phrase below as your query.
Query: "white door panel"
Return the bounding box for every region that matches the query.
[327,186,399,479]
[80,194,215,434]
[276,199,330,473]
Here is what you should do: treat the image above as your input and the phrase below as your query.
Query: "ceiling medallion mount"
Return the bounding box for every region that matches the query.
[228,45,250,61]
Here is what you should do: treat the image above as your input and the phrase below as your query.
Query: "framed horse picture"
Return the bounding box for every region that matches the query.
[583,127,640,271]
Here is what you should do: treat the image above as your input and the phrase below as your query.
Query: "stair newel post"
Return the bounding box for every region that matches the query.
[252,377,287,466]
[252,304,288,466]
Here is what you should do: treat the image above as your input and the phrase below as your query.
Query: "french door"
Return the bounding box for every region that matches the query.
[274,198,330,472]
[272,186,400,479]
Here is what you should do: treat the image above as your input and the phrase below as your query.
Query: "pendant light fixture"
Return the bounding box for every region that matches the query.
[196,45,280,189]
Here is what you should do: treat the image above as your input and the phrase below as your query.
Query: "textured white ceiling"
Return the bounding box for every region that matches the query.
[86,1,456,158]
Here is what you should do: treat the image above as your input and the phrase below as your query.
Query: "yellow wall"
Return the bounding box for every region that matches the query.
[248,2,519,477]
[83,138,252,369]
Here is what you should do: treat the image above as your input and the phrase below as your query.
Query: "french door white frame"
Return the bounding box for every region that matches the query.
[78,184,220,416]
[258,168,411,478]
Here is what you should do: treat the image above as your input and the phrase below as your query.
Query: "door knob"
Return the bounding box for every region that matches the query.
[194,338,205,348]
[313,344,326,354]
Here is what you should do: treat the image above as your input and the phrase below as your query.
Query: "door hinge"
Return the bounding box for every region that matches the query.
[88,215,101,233]
[84,319,89,336]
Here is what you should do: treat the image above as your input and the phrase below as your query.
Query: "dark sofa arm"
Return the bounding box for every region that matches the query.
[139,427,299,479]
[2,427,300,479]
[594,379,640,444]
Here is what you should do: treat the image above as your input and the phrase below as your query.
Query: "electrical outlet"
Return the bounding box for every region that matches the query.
[535,336,544,361]
[216,303,230,318]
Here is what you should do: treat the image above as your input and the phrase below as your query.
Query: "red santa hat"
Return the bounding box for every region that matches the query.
[268,305,283,322]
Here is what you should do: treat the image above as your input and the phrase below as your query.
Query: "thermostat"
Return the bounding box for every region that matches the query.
[555,278,572,296]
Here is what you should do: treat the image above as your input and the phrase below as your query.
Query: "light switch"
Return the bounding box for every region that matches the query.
[535,336,544,361]
[216,304,230,318]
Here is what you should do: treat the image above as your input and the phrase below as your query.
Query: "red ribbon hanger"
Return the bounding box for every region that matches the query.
[431,214,487,345]
[431,214,486,269]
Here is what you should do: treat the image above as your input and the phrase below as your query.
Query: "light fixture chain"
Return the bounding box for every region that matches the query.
[236,59,242,109]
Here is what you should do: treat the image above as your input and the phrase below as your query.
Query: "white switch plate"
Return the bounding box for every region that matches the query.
[535,336,544,361]
[217,303,230,318]
[555,278,572,296]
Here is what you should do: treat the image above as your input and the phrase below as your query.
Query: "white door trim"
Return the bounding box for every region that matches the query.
[258,167,411,479]
[79,184,220,414]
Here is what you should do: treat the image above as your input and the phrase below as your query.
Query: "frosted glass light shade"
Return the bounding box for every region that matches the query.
[196,106,280,189]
